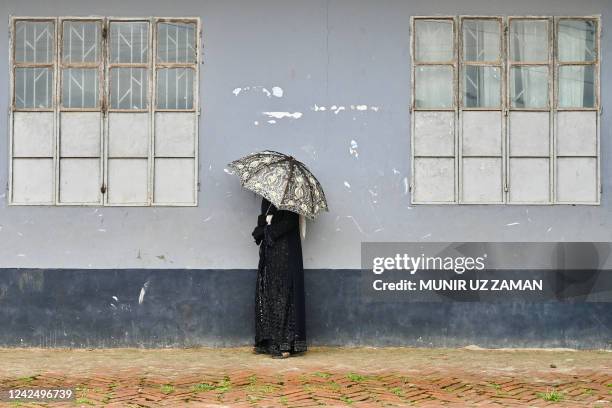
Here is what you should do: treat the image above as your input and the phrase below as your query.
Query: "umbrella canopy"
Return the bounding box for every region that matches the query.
[227,151,329,219]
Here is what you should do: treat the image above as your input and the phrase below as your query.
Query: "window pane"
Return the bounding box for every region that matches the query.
[510,66,549,108]
[15,67,53,108]
[414,20,453,62]
[15,21,54,63]
[157,22,196,63]
[62,68,99,108]
[156,68,194,109]
[463,66,500,108]
[510,20,548,62]
[558,65,595,108]
[110,22,149,63]
[62,21,101,63]
[110,68,148,109]
[558,19,596,62]
[415,66,453,109]
[463,19,500,62]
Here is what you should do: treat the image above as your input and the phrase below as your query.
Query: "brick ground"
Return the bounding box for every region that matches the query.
[0,347,610,407]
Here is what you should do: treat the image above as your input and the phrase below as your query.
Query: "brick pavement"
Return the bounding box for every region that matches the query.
[0,347,609,407]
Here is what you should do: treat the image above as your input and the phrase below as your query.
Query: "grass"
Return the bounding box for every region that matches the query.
[347,373,366,382]
[390,387,404,396]
[75,397,95,405]
[16,376,36,384]
[339,395,354,404]
[537,388,564,402]
[192,377,231,393]
[279,396,289,405]
[192,383,217,392]
[488,382,502,391]
[312,372,332,379]
[160,384,174,394]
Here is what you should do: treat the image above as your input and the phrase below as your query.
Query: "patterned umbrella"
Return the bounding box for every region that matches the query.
[227,151,329,219]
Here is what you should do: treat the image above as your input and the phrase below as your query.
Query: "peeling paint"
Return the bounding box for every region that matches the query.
[349,140,359,158]
[138,281,150,305]
[272,86,283,98]
[262,111,303,119]
[232,85,284,98]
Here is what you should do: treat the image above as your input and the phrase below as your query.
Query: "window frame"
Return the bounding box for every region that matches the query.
[553,16,600,205]
[410,16,458,205]
[505,16,554,205]
[410,15,601,205]
[8,16,201,207]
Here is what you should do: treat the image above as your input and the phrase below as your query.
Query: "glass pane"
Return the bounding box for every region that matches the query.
[62,68,99,108]
[62,21,101,63]
[15,67,53,108]
[510,66,548,108]
[414,20,453,62]
[463,66,500,108]
[157,22,196,63]
[110,22,149,63]
[415,66,453,109]
[558,19,596,62]
[156,68,194,109]
[15,21,54,63]
[558,65,595,108]
[510,20,548,62]
[110,68,148,109]
[463,19,500,62]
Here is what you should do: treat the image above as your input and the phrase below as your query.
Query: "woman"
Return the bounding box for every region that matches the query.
[251,197,307,358]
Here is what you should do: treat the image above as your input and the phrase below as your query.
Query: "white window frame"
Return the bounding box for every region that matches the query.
[8,16,201,207]
[410,15,601,205]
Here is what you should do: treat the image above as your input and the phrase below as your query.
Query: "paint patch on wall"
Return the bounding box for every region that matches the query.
[232,86,284,98]
[262,112,303,120]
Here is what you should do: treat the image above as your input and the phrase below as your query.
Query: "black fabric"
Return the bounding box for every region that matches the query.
[252,198,307,356]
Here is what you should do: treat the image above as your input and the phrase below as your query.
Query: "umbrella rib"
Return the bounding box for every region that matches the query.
[280,158,295,204]
[297,165,316,217]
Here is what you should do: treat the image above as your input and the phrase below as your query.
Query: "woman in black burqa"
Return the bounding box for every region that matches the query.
[251,197,307,358]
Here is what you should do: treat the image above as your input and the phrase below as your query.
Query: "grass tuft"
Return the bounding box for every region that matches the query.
[537,388,564,402]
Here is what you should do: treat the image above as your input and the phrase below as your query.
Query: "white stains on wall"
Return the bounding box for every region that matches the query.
[506,222,520,227]
[346,216,364,235]
[343,181,351,189]
[272,87,284,98]
[138,281,150,305]
[232,85,284,98]
[262,112,303,120]
[311,104,380,114]
[403,177,409,195]
[349,140,359,158]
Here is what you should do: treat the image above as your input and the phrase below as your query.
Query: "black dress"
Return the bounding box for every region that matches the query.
[251,198,307,356]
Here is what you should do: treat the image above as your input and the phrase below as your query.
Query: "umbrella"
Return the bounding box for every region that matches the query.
[227,150,329,219]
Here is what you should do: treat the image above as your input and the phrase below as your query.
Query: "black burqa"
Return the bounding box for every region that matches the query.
[251,197,307,356]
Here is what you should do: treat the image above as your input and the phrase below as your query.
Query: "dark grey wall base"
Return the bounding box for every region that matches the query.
[0,269,610,349]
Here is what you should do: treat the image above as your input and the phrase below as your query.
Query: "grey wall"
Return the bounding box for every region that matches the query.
[0,0,611,270]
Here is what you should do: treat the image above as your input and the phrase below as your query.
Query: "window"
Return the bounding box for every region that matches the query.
[411,16,600,204]
[9,17,200,206]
